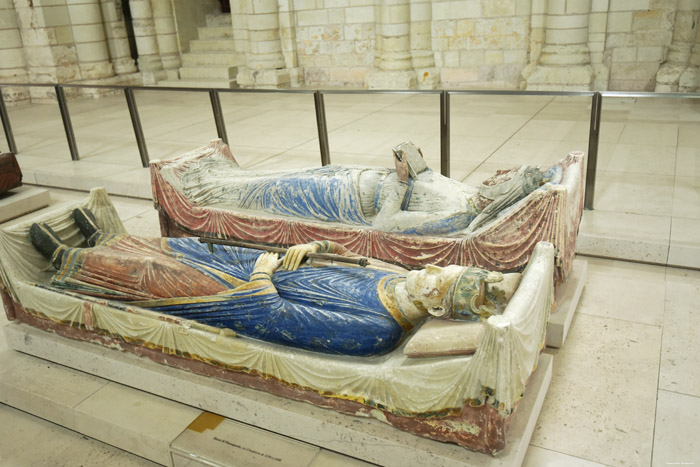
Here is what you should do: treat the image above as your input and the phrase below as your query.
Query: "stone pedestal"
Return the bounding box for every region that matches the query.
[365,69,416,89]
[2,321,553,467]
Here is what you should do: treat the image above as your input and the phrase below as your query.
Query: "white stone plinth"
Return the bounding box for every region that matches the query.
[546,259,587,349]
[365,69,417,89]
[0,186,50,223]
[525,64,593,91]
[3,322,552,467]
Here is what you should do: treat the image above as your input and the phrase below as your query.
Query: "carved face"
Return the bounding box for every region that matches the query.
[404,264,464,312]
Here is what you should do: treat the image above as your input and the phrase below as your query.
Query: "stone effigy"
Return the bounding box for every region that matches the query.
[0,152,22,194]
[0,189,555,454]
[151,140,584,283]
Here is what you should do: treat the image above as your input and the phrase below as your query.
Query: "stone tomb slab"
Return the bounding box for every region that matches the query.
[3,321,553,467]
[546,259,587,349]
[0,186,50,223]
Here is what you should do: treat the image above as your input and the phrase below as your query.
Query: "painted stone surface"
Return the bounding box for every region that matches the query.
[0,153,22,194]
[0,189,555,454]
[151,140,584,283]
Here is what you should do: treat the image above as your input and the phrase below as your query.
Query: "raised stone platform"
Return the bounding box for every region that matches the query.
[546,259,587,349]
[0,186,50,223]
[2,321,553,466]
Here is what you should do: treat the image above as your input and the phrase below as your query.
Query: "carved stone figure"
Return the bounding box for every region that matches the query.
[0,189,555,454]
[29,208,519,357]
[152,140,584,282]
[0,152,22,194]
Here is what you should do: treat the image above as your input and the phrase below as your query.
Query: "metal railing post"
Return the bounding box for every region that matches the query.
[0,88,17,154]
[584,92,602,210]
[314,90,331,166]
[55,85,79,161]
[124,87,150,168]
[0,88,18,154]
[440,90,450,178]
[209,90,229,145]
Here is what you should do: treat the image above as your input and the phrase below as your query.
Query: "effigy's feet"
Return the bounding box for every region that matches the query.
[29,223,66,268]
[73,207,100,243]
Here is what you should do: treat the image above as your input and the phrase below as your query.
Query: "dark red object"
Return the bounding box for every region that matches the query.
[0,153,22,194]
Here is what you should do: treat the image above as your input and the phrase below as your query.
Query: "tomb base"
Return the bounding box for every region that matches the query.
[2,321,552,466]
[0,186,50,223]
[546,259,587,348]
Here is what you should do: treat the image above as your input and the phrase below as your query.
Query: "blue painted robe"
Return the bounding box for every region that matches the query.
[52,235,408,357]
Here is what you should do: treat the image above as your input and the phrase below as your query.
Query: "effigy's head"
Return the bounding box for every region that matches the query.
[405,264,464,313]
[439,268,506,321]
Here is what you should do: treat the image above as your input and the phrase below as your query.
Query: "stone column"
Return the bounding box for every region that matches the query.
[525,0,594,90]
[0,0,30,103]
[12,0,82,102]
[409,0,438,89]
[151,0,180,75]
[236,0,290,88]
[99,0,137,74]
[129,0,165,83]
[365,0,416,89]
[67,0,115,80]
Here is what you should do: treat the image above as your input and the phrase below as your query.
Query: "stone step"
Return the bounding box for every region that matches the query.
[182,51,243,67]
[179,65,238,80]
[206,13,231,28]
[198,25,233,39]
[190,38,237,53]
[157,78,238,89]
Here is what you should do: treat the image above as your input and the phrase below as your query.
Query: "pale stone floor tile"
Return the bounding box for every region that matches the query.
[485,138,560,165]
[676,146,700,178]
[672,176,700,220]
[577,257,666,326]
[531,313,661,466]
[678,122,700,147]
[512,118,578,142]
[651,390,700,467]
[120,205,161,237]
[74,382,201,465]
[523,446,609,467]
[595,171,674,217]
[668,218,700,268]
[618,122,679,147]
[659,268,700,397]
[0,404,158,467]
[606,144,676,176]
[576,210,671,264]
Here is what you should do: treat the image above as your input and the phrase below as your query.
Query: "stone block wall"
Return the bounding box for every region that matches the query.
[431,0,531,88]
[604,0,675,91]
[287,1,376,87]
[3,0,700,100]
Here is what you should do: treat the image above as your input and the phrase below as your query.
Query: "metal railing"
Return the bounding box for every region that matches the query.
[2,82,697,210]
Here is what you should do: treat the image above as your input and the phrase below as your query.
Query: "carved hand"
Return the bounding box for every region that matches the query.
[393,149,410,183]
[253,252,281,276]
[282,243,319,271]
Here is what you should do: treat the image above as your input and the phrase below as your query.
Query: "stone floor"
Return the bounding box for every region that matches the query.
[0,91,699,466]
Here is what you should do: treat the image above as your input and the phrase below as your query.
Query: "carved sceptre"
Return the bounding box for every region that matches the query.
[198,238,369,267]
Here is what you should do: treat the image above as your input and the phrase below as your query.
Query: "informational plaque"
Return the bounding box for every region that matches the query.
[170,412,321,467]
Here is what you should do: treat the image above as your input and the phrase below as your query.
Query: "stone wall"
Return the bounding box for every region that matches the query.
[228,0,699,91]
[3,0,700,101]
